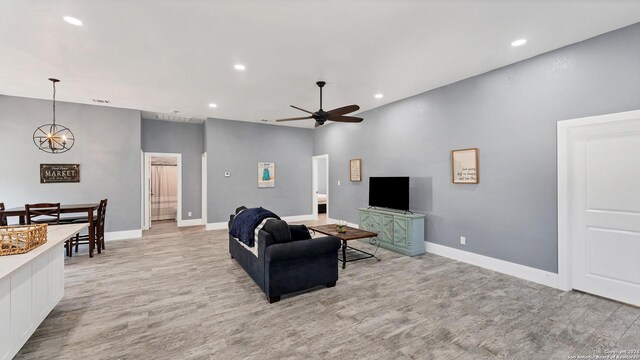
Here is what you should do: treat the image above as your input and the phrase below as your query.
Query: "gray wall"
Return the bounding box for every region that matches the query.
[141,118,203,220]
[314,22,640,273]
[205,118,314,223]
[317,157,327,194]
[0,95,141,232]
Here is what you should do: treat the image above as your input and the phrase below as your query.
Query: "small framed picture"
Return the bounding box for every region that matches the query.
[258,162,275,188]
[452,148,479,184]
[350,159,362,182]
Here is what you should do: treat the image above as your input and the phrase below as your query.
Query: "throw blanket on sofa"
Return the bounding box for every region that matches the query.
[229,207,280,247]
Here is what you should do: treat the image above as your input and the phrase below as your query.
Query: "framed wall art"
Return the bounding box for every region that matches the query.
[258,162,275,188]
[349,159,362,182]
[452,148,479,184]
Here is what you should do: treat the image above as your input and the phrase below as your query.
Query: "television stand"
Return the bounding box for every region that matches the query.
[368,206,412,214]
[358,208,425,256]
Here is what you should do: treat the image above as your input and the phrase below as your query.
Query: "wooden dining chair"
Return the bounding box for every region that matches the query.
[0,202,7,226]
[25,202,72,257]
[97,199,108,251]
[74,199,108,254]
[25,203,61,225]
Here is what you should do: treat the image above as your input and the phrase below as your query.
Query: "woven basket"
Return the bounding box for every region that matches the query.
[0,224,48,256]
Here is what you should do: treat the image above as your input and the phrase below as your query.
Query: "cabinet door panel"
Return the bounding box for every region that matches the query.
[49,247,64,306]
[11,265,33,353]
[381,215,394,243]
[32,254,49,324]
[359,211,370,230]
[369,213,382,234]
[0,277,10,360]
[393,217,408,246]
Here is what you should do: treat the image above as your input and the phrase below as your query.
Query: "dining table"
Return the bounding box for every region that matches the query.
[0,203,101,257]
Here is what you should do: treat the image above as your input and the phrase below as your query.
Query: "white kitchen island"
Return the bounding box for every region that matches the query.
[0,223,87,360]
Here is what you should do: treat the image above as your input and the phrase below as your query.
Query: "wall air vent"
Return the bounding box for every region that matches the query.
[156,113,192,123]
[140,111,204,124]
[92,99,111,104]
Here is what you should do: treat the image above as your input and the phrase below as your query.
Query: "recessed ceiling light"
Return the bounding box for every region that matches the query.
[63,16,83,26]
[374,93,384,99]
[511,38,527,47]
[208,103,218,108]
[234,64,246,71]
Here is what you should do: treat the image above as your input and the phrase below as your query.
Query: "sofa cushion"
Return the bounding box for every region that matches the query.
[266,237,341,262]
[289,224,311,241]
[262,219,292,244]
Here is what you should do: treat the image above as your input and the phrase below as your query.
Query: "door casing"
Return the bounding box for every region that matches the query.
[143,152,182,230]
[557,109,640,292]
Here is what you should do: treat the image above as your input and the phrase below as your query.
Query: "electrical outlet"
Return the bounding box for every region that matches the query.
[338,180,341,186]
[188,211,192,217]
[460,236,466,245]
[224,172,230,177]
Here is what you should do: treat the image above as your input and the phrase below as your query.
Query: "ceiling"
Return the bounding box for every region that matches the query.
[1,1,640,128]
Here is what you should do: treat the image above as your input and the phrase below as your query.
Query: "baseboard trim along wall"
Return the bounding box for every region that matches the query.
[425,242,560,289]
[206,214,315,231]
[281,214,314,222]
[105,229,143,241]
[178,218,203,227]
[206,222,228,231]
[327,218,359,228]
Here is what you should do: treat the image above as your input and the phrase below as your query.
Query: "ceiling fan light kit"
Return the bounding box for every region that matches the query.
[274,81,363,127]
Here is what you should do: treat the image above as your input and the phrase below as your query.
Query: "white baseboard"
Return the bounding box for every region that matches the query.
[105,229,142,241]
[327,218,359,228]
[178,218,203,227]
[206,222,228,231]
[425,242,560,289]
[205,214,315,231]
[281,214,314,222]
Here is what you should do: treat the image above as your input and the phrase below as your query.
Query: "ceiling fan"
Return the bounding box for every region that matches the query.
[274,81,363,128]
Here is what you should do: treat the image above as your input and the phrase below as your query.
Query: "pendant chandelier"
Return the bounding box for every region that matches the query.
[33,78,75,154]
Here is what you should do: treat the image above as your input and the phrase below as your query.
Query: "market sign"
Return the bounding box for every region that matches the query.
[40,164,80,183]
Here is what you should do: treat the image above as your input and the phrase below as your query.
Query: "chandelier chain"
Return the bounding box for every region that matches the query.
[52,80,56,125]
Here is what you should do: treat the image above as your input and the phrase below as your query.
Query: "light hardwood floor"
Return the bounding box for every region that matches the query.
[16,220,640,359]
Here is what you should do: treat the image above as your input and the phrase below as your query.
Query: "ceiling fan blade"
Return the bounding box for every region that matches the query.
[275,116,313,122]
[290,105,315,115]
[326,105,360,117]
[330,115,363,123]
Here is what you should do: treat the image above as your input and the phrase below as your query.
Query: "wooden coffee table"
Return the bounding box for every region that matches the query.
[309,224,381,269]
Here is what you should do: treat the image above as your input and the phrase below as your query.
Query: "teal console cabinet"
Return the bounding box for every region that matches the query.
[358,208,425,256]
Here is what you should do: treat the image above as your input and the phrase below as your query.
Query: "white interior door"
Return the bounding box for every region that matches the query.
[570,117,640,306]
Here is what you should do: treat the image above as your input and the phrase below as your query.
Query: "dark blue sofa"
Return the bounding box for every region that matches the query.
[228,212,340,303]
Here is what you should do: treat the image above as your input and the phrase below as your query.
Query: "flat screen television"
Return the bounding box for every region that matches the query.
[368,177,410,211]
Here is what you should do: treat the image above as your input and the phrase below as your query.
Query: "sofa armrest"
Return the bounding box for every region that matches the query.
[266,236,340,262]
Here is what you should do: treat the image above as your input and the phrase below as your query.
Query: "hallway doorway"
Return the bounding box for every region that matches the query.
[143,152,182,230]
[312,154,329,220]
[151,157,178,223]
